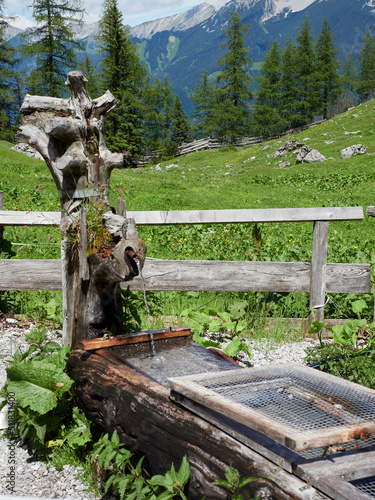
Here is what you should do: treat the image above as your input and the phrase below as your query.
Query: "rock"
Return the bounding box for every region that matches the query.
[165,163,178,169]
[352,113,359,118]
[321,132,329,136]
[11,142,44,160]
[155,164,162,171]
[279,160,291,168]
[262,145,270,150]
[325,140,334,144]
[343,130,361,135]
[340,144,367,159]
[296,146,326,163]
[274,137,304,158]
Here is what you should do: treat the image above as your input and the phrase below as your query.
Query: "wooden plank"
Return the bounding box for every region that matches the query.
[297,449,375,499]
[125,260,370,293]
[0,210,61,226]
[76,326,191,350]
[168,364,375,452]
[0,259,370,294]
[0,259,62,290]
[169,390,303,473]
[126,207,364,226]
[0,206,364,227]
[315,475,374,500]
[310,221,328,323]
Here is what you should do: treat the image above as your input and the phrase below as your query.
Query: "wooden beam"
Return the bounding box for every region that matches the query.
[0,259,370,293]
[310,221,329,323]
[0,206,364,227]
[76,326,191,350]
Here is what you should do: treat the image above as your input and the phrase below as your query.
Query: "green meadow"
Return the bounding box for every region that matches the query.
[1,99,375,333]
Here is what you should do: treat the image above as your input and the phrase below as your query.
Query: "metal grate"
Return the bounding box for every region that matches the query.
[350,476,375,497]
[168,363,375,451]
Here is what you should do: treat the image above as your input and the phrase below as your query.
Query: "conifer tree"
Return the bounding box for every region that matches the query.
[168,95,190,154]
[97,0,146,155]
[295,17,320,126]
[142,76,174,153]
[341,53,359,94]
[21,0,84,97]
[252,41,283,137]
[279,37,299,130]
[79,53,100,98]
[190,69,216,138]
[0,0,19,138]
[215,11,252,141]
[315,17,341,119]
[357,30,375,102]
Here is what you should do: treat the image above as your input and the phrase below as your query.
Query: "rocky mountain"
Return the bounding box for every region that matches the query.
[5,0,375,112]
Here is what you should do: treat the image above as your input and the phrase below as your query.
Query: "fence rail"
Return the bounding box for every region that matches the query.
[0,205,370,324]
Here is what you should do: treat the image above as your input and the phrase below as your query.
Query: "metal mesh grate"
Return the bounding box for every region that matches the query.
[193,365,375,432]
[350,476,375,497]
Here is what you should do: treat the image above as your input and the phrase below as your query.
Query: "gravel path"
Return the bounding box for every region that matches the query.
[0,317,319,499]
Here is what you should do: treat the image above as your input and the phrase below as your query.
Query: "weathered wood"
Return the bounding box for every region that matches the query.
[76,326,191,350]
[79,207,89,281]
[0,206,364,227]
[0,259,370,294]
[310,221,329,323]
[312,475,374,500]
[169,391,302,473]
[296,449,375,500]
[16,71,146,346]
[168,364,375,451]
[68,348,327,499]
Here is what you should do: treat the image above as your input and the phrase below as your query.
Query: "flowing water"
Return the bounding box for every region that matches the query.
[136,258,155,356]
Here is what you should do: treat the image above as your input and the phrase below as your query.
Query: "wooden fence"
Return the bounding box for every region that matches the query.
[0,205,371,325]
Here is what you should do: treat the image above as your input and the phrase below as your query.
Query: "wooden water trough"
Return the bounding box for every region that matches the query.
[68,328,375,500]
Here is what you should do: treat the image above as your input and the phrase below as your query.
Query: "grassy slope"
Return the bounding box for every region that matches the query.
[1,100,375,323]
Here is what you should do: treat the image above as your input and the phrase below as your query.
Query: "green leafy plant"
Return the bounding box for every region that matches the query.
[212,466,260,500]
[92,430,190,499]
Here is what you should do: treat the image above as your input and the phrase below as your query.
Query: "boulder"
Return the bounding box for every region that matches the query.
[11,142,44,160]
[274,137,304,158]
[340,144,367,159]
[296,146,326,164]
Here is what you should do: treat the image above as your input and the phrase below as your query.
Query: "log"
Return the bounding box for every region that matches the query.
[68,348,327,499]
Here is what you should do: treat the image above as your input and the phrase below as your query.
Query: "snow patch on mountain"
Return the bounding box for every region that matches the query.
[262,0,317,21]
[130,3,216,39]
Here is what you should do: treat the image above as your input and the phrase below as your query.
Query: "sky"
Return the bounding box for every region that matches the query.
[4,0,228,30]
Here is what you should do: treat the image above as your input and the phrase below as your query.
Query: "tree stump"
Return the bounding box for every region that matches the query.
[15,71,146,347]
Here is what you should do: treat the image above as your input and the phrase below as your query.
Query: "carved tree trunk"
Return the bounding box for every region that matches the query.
[16,71,146,347]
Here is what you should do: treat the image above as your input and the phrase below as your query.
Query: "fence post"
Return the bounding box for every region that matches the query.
[309,221,328,324]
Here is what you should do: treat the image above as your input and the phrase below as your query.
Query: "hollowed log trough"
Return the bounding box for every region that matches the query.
[68,330,327,499]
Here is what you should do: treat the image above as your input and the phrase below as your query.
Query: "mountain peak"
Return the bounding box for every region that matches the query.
[130,3,217,39]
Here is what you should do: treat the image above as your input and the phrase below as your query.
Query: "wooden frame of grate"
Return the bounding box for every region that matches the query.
[168,363,375,452]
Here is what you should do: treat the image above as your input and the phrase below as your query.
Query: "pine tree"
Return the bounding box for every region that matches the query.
[341,53,359,94]
[357,30,375,102]
[295,17,320,126]
[0,0,19,138]
[79,53,100,98]
[315,17,341,119]
[21,0,84,97]
[141,76,174,153]
[279,37,299,130]
[190,69,216,138]
[97,0,146,155]
[252,41,283,137]
[168,95,190,154]
[215,11,252,141]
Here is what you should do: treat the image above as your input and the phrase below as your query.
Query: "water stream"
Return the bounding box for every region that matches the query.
[136,258,155,356]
